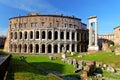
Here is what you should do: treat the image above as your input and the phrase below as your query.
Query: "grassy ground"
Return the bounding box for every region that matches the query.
[67,52,120,67]
[7,54,76,80]
[1,49,120,80]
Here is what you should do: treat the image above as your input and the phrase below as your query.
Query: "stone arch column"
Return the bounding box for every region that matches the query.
[88,16,99,51]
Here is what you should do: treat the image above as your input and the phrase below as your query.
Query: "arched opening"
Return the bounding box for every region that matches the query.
[36,31,39,39]
[54,31,58,40]
[24,31,27,39]
[60,31,64,39]
[19,32,22,39]
[54,44,58,53]
[14,32,17,39]
[66,32,69,40]
[42,31,45,39]
[48,44,52,53]
[42,44,45,53]
[11,32,13,39]
[14,44,17,52]
[30,31,33,39]
[18,44,22,52]
[72,44,75,52]
[24,44,27,53]
[66,45,69,51]
[35,44,39,53]
[48,31,52,39]
[60,44,64,52]
[29,44,33,53]
[72,32,75,40]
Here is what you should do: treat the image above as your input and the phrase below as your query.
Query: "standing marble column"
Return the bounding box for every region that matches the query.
[52,29,54,40]
[58,30,60,41]
[58,43,60,53]
[75,43,77,52]
[46,30,48,41]
[52,43,54,54]
[95,22,98,46]
[39,30,42,41]
[69,44,72,52]
[64,30,66,41]
[75,31,77,41]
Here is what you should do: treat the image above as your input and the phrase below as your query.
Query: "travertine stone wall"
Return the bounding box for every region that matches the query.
[4,13,88,54]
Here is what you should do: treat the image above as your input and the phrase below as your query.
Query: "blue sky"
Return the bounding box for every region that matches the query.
[0,0,120,36]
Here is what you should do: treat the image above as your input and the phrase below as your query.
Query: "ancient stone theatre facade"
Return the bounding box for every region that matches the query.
[4,13,88,54]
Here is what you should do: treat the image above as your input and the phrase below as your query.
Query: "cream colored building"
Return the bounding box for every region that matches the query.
[99,34,114,41]
[114,26,120,45]
[4,13,88,54]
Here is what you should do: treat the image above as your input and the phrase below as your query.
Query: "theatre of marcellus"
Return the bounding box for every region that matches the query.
[4,13,98,54]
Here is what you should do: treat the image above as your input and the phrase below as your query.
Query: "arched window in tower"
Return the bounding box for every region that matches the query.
[66,32,69,40]
[30,31,33,39]
[24,31,27,39]
[72,32,75,40]
[54,31,58,40]
[11,32,13,39]
[48,44,52,53]
[19,32,22,39]
[60,31,64,39]
[42,44,45,53]
[48,31,52,39]
[42,31,45,39]
[29,44,33,53]
[54,44,58,53]
[14,32,17,39]
[36,31,39,39]
[35,44,39,53]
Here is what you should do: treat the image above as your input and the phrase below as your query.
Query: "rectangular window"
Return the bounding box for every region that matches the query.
[24,23,27,27]
[57,22,59,27]
[41,22,45,26]
[31,23,33,27]
[64,23,67,27]
[14,23,17,28]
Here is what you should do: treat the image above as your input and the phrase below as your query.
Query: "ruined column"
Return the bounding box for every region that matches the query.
[88,16,99,52]
[52,29,54,40]
[64,30,66,41]
[46,30,48,41]
[70,44,72,52]
[58,43,60,53]
[75,31,77,41]
[52,43,54,54]
[39,29,42,41]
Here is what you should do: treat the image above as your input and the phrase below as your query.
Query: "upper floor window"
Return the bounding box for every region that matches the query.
[41,22,45,27]
[14,23,17,28]
[31,23,33,27]
[50,23,52,27]
[24,23,27,28]
[57,22,59,27]
[64,23,67,27]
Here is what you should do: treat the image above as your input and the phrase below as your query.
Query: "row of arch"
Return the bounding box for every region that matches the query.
[10,30,87,41]
[10,43,87,53]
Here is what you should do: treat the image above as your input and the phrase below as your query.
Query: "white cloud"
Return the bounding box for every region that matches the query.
[0,0,58,13]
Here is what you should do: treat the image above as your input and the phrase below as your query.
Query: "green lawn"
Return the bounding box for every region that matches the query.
[1,49,120,80]
[7,54,75,80]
